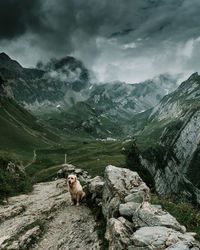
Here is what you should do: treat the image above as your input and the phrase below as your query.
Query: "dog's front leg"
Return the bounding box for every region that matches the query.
[70,194,75,206]
[76,192,80,206]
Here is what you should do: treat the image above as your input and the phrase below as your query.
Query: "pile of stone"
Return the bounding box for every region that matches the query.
[86,165,200,250]
[57,163,91,182]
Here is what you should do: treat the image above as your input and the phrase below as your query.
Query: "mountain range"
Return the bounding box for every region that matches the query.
[0,52,200,205]
[0,52,179,138]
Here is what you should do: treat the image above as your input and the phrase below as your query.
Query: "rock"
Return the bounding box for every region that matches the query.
[74,168,83,175]
[88,176,104,200]
[124,183,151,203]
[102,165,150,219]
[0,204,25,223]
[132,202,186,233]
[119,202,141,218]
[105,217,134,250]
[57,164,76,178]
[165,243,190,250]
[7,241,19,249]
[131,226,197,249]
[0,179,68,249]
[19,226,41,249]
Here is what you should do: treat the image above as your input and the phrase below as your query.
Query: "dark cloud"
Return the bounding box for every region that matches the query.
[0,0,200,82]
[0,0,42,39]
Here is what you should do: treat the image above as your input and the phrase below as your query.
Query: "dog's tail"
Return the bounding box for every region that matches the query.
[81,191,86,200]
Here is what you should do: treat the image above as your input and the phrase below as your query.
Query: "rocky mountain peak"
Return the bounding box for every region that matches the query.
[38,55,90,92]
[188,72,199,81]
[0,52,10,60]
[0,52,23,79]
[54,56,80,69]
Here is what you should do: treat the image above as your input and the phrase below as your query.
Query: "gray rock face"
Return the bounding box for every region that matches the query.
[105,217,134,250]
[139,73,200,204]
[131,226,198,250]
[119,202,141,218]
[131,202,186,232]
[88,176,105,200]
[102,165,150,219]
[100,165,199,250]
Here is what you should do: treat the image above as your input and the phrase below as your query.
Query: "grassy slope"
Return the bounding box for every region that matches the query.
[26,139,128,183]
[0,98,60,167]
[0,98,59,151]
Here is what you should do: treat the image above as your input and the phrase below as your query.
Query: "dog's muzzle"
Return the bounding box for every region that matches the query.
[68,181,73,188]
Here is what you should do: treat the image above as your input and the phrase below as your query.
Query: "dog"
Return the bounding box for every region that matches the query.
[67,174,85,206]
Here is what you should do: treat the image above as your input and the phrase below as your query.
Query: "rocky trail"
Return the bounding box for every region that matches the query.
[0,178,100,250]
[0,164,200,250]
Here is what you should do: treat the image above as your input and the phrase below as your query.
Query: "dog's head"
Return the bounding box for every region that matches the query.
[67,174,77,188]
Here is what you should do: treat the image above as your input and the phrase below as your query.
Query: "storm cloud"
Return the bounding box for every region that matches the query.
[1,0,200,82]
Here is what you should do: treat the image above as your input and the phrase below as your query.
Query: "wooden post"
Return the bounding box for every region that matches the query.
[64,154,67,164]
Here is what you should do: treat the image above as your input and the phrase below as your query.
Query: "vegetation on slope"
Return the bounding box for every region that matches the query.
[0,151,32,202]
[0,98,60,152]
[152,194,200,241]
[25,138,127,183]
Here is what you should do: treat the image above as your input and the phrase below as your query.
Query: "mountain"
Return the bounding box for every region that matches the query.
[0,52,179,139]
[132,72,200,204]
[0,53,90,114]
[0,75,59,152]
[0,52,44,80]
[44,75,179,138]
[88,74,178,116]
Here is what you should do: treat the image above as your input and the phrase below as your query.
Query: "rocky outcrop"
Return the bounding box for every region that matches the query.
[102,165,150,220]
[90,165,199,250]
[0,164,199,249]
[0,178,100,249]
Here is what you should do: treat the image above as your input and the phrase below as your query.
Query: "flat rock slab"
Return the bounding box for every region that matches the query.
[0,179,100,249]
[131,226,198,249]
[34,203,100,250]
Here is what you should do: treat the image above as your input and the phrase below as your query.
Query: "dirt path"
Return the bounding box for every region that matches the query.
[0,179,100,249]
[33,197,100,250]
[25,150,37,168]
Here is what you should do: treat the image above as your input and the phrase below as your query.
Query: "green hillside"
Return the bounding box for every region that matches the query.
[0,97,60,153]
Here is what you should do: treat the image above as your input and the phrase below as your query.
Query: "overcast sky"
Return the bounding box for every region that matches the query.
[0,0,200,83]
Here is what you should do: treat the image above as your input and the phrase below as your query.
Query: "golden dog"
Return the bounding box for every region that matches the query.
[67,174,85,206]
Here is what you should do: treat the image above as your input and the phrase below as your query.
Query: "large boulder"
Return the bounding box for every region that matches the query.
[102,165,150,219]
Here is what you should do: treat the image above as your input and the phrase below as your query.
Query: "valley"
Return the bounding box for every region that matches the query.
[0,52,200,245]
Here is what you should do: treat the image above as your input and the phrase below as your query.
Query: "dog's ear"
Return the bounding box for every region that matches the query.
[75,176,77,182]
